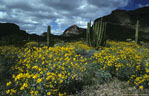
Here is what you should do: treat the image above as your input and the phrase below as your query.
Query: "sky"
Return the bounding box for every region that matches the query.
[0,0,149,35]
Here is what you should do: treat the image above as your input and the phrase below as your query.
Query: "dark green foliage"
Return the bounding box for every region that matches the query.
[86,49,101,55]
[0,54,14,95]
[95,69,112,84]
[113,67,135,81]
[59,79,84,95]
[75,48,87,55]
[0,55,7,81]
[80,62,112,86]
[0,34,28,46]
[54,42,65,47]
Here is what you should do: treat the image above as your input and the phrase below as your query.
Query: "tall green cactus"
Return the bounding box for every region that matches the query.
[135,20,139,44]
[47,25,51,47]
[86,20,92,46]
[86,19,106,48]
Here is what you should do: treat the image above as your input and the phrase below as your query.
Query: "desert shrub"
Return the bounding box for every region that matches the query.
[91,41,149,89]
[80,62,99,86]
[95,69,112,84]
[106,40,141,48]
[24,41,39,48]
[54,42,65,47]
[3,40,149,96]
[0,54,9,95]
[65,41,93,58]
[86,49,102,57]
[79,61,112,86]
[0,54,9,81]
[0,41,9,45]
[128,59,149,89]
[0,53,18,96]
[0,45,21,81]
[5,45,88,96]
[0,45,20,60]
[75,48,87,56]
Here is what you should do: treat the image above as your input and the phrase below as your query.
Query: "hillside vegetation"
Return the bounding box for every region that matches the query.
[0,40,148,96]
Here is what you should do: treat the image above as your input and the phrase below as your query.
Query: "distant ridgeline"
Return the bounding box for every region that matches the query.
[62,6,149,42]
[94,6,149,41]
[0,7,149,44]
[0,23,45,44]
[0,23,28,39]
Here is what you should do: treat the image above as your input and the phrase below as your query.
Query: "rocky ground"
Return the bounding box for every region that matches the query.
[73,78,149,96]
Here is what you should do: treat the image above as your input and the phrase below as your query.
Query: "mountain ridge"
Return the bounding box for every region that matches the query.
[0,7,149,44]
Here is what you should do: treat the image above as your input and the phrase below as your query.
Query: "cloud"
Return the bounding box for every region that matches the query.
[87,0,128,8]
[0,0,129,35]
[138,4,149,8]
[0,11,8,19]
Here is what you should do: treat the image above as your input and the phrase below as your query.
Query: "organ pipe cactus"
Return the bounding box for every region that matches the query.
[47,25,51,47]
[86,20,92,46]
[135,20,139,44]
[86,19,106,48]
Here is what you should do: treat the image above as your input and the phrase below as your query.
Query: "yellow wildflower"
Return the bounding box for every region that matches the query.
[139,85,144,89]
[6,81,12,86]
[47,92,51,95]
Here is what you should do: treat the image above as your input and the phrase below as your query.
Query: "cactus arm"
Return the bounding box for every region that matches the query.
[87,21,92,46]
[102,22,107,46]
[97,20,103,46]
[47,25,51,47]
[135,20,139,44]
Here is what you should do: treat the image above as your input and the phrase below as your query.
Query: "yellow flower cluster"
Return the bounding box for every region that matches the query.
[6,42,89,96]
[91,40,149,89]
[3,40,148,95]
[6,89,17,95]
[0,45,20,58]
[65,41,93,51]
[24,41,39,48]
[106,40,141,48]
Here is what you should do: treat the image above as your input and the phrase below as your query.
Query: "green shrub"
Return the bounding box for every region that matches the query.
[54,42,65,47]
[0,54,7,81]
[95,69,112,84]
[91,41,149,89]
[5,45,88,96]
[24,41,39,48]
[80,61,112,86]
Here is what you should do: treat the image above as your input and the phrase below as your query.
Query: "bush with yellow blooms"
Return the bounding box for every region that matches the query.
[1,40,148,96]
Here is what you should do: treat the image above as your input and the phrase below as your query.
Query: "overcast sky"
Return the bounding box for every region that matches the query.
[0,0,149,35]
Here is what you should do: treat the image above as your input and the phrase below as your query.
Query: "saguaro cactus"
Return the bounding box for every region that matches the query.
[47,25,51,47]
[135,20,139,44]
[86,19,106,48]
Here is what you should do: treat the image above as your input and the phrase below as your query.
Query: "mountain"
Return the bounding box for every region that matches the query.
[0,23,45,45]
[0,23,28,38]
[62,25,86,37]
[0,23,29,44]
[94,6,149,41]
[1,7,148,44]
[60,7,149,42]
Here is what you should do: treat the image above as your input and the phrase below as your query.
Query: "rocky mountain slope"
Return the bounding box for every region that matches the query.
[61,7,149,42]
[62,25,86,37]
[94,6,149,41]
